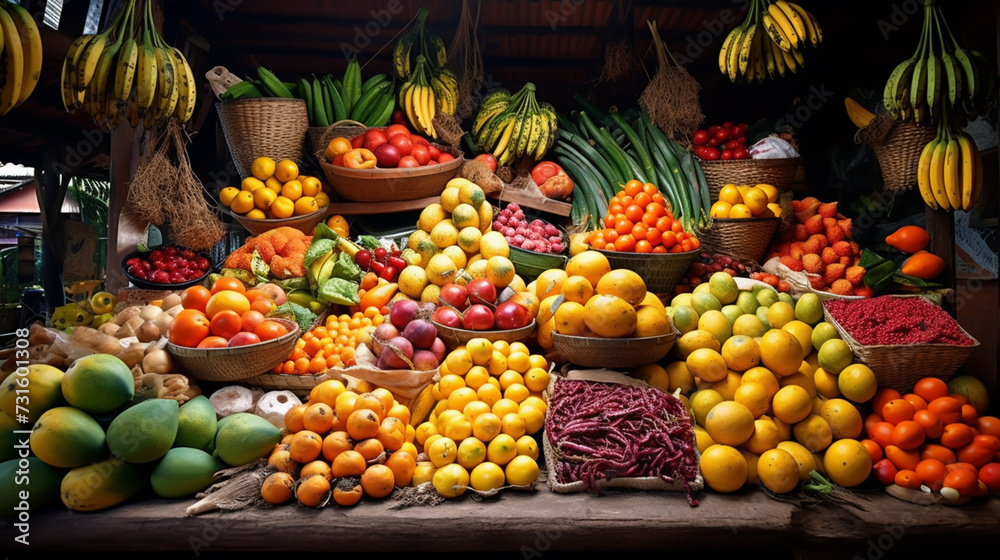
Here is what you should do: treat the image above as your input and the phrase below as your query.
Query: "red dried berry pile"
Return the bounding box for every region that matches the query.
[824,296,974,346]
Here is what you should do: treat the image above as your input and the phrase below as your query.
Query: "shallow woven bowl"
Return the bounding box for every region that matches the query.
[551,327,679,369]
[228,206,328,236]
[317,146,463,202]
[121,250,213,290]
[509,246,568,282]
[432,319,536,352]
[166,318,300,382]
[595,248,699,296]
[244,372,329,397]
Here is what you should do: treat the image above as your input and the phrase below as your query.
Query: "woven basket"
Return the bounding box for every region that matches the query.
[595,248,698,296]
[166,319,300,382]
[862,120,936,192]
[822,301,979,391]
[432,320,536,352]
[318,146,463,202]
[216,98,309,180]
[309,120,369,156]
[509,246,568,282]
[551,327,679,369]
[243,373,329,397]
[699,157,801,201]
[699,217,780,264]
[228,206,328,236]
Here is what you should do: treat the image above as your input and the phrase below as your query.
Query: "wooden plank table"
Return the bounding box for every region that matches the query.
[6,485,998,553]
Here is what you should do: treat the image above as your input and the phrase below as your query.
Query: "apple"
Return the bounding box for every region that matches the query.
[397,156,419,168]
[254,283,287,305]
[438,283,468,310]
[363,129,388,152]
[374,143,402,168]
[427,145,441,160]
[410,134,429,146]
[432,306,462,328]
[467,278,497,306]
[351,134,364,149]
[462,304,494,331]
[411,145,431,166]
[388,133,413,156]
[386,124,410,139]
[474,153,497,173]
[228,332,262,347]
[494,301,529,330]
[437,153,455,163]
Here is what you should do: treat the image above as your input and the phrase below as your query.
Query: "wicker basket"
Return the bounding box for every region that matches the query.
[243,373,329,397]
[309,120,369,156]
[595,248,698,296]
[216,98,309,180]
[166,318,300,382]
[699,157,801,201]
[432,320,536,352]
[551,327,679,369]
[822,301,979,391]
[509,246,568,282]
[866,121,936,192]
[699,217,780,264]
[318,147,463,202]
[228,206,328,236]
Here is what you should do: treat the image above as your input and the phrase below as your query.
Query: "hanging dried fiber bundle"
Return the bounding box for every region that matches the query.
[597,1,639,84]
[639,20,704,148]
[448,0,485,120]
[126,120,225,251]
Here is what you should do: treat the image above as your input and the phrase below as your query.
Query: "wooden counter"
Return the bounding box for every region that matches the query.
[5,484,998,554]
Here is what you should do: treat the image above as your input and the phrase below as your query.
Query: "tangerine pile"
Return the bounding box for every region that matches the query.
[587,180,700,254]
[260,380,419,507]
[273,307,386,374]
[412,339,549,497]
[219,157,330,220]
[169,278,289,348]
[709,183,782,219]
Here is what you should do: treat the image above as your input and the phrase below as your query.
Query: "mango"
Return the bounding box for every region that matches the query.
[150,447,225,498]
[30,407,106,468]
[215,413,281,467]
[0,364,66,426]
[0,457,62,517]
[173,395,218,451]
[60,458,145,511]
[106,398,179,464]
[62,354,134,414]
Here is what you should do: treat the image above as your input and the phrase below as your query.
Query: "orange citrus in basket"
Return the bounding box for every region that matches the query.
[251,157,276,181]
[270,196,295,219]
[275,159,299,182]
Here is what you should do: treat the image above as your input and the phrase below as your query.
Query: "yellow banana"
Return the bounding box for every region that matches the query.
[957,135,977,211]
[727,26,744,82]
[719,28,737,75]
[492,120,516,158]
[136,41,158,111]
[738,24,757,77]
[916,139,938,210]
[0,7,24,115]
[767,2,800,50]
[944,137,962,210]
[929,139,950,210]
[75,32,108,92]
[170,48,195,123]
[762,13,792,52]
[7,3,42,107]
[115,38,138,105]
[775,1,807,48]
[788,2,821,47]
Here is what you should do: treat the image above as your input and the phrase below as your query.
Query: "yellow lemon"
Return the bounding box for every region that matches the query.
[241,177,265,192]
[759,329,805,377]
[245,208,266,220]
[742,187,769,215]
[470,461,505,492]
[777,440,818,480]
[314,192,330,208]
[766,302,796,329]
[252,186,277,210]
[718,184,743,205]
[230,190,255,214]
[440,187,461,213]
[595,268,646,306]
[756,183,779,203]
[219,186,240,207]
[251,157,275,181]
[710,201,732,219]
[728,204,753,219]
[819,398,863,440]
[742,416,781,455]
[822,439,872,488]
[486,433,517,465]
[734,382,770,419]
[837,364,877,404]
[432,463,470,498]
[771,385,812,424]
[742,366,780,399]
[275,159,299,183]
[793,414,834,452]
[265,176,283,193]
[472,412,502,442]
[686,348,729,383]
[280,180,303,201]
[294,196,318,216]
[426,436,458,468]
[515,435,539,460]
[565,250,612,288]
[301,176,322,197]
[505,455,539,486]
[721,335,761,372]
[456,437,487,470]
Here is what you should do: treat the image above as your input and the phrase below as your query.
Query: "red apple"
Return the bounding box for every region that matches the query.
[397,156,419,168]
[432,306,462,328]
[388,133,413,156]
[438,283,468,310]
[494,301,529,330]
[228,332,262,347]
[374,143,402,168]
[427,145,441,160]
[351,134,364,149]
[467,278,497,306]
[363,129,388,152]
[411,145,431,166]
[462,304,494,331]
[386,124,410,139]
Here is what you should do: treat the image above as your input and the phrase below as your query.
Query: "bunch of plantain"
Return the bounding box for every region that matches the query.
[0,0,43,116]
[392,7,459,136]
[883,1,994,126]
[917,115,983,212]
[61,0,196,129]
[718,0,822,82]
[472,82,557,166]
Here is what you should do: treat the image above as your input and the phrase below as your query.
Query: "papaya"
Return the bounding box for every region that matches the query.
[0,457,62,517]
[173,395,218,451]
[885,225,930,254]
[150,447,225,498]
[60,458,145,511]
[106,398,179,464]
[900,250,946,280]
[215,413,281,467]
[62,353,134,414]
[0,364,66,426]
[30,407,107,468]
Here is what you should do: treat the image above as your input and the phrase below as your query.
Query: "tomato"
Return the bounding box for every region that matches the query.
[385,124,410,138]
[714,129,731,143]
[881,398,916,425]
[978,462,1000,491]
[169,309,211,347]
[427,145,442,161]
[437,153,455,163]
[902,393,927,411]
[388,133,413,156]
[927,396,963,424]
[894,469,923,489]
[701,147,720,160]
[915,459,947,491]
[961,404,979,425]
[473,153,497,172]
[397,156,419,168]
[462,304,494,330]
[351,134,364,149]
[720,150,733,160]
[957,442,997,468]
[914,377,950,402]
[975,416,1000,438]
[868,421,895,449]
[241,310,266,333]
[531,161,565,186]
[891,420,925,450]
[940,423,974,449]
[181,285,212,313]
[254,320,289,342]
[872,388,902,418]
[733,147,750,160]
[624,204,644,223]
[861,439,883,463]
[912,409,944,439]
[884,444,921,471]
[973,434,1000,453]
[614,234,635,252]
[920,443,957,464]
[942,468,979,497]
[209,310,243,340]
[211,277,246,295]
[411,145,431,165]
[196,336,229,349]
[872,458,897,486]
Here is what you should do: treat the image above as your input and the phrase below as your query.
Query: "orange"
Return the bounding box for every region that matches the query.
[384,450,416,487]
[270,196,295,219]
[346,409,381,441]
[294,196,318,216]
[564,251,612,290]
[196,336,228,348]
[332,481,364,506]
[181,285,212,313]
[205,290,251,319]
[260,471,295,504]
[335,391,359,422]
[251,156,276,181]
[219,186,240,207]
[361,464,395,498]
[355,437,385,462]
[331,449,367,478]
[327,214,350,237]
[211,277,246,294]
[881,399,916,425]
[284,404,307,433]
[168,309,210,347]
[254,320,289,341]
[253,186,277,210]
[322,431,355,462]
[296,474,330,507]
[913,377,950,403]
[354,392,388,420]
[310,379,347,408]
[267,445,296,474]
[230,190,255,214]
[376,417,406,451]
[275,159,299,182]
[301,176,322,197]
[370,388,396,415]
[288,430,323,463]
[300,460,332,481]
[280,179,303,201]
[595,268,646,306]
[302,402,335,434]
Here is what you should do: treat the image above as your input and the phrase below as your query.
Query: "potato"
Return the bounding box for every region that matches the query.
[161,294,182,310]
[139,305,163,322]
[136,321,161,343]
[113,306,141,326]
[98,322,121,336]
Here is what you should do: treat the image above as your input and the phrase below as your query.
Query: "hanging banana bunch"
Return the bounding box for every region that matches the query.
[0,0,43,116]
[718,0,822,82]
[392,7,459,132]
[472,83,557,166]
[916,110,983,212]
[883,1,994,126]
[61,0,196,129]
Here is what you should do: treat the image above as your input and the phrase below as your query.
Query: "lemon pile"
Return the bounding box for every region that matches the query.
[710,183,782,219]
[414,339,549,497]
[396,178,521,302]
[665,271,875,493]
[219,157,330,220]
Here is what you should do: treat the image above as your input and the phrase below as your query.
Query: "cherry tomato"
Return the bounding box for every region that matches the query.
[915,459,948,491]
[692,130,710,145]
[355,250,372,270]
[891,420,925,450]
[721,121,734,129]
[894,469,923,490]
[872,458,897,486]
[733,147,750,160]
[720,150,733,160]
[701,147,720,160]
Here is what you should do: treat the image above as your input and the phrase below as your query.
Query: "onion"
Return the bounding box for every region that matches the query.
[389,299,421,329]
[372,323,400,355]
[380,336,414,369]
[411,350,440,371]
[402,319,437,349]
[429,337,446,362]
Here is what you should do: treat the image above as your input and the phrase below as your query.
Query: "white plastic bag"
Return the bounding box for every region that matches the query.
[750,136,800,159]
